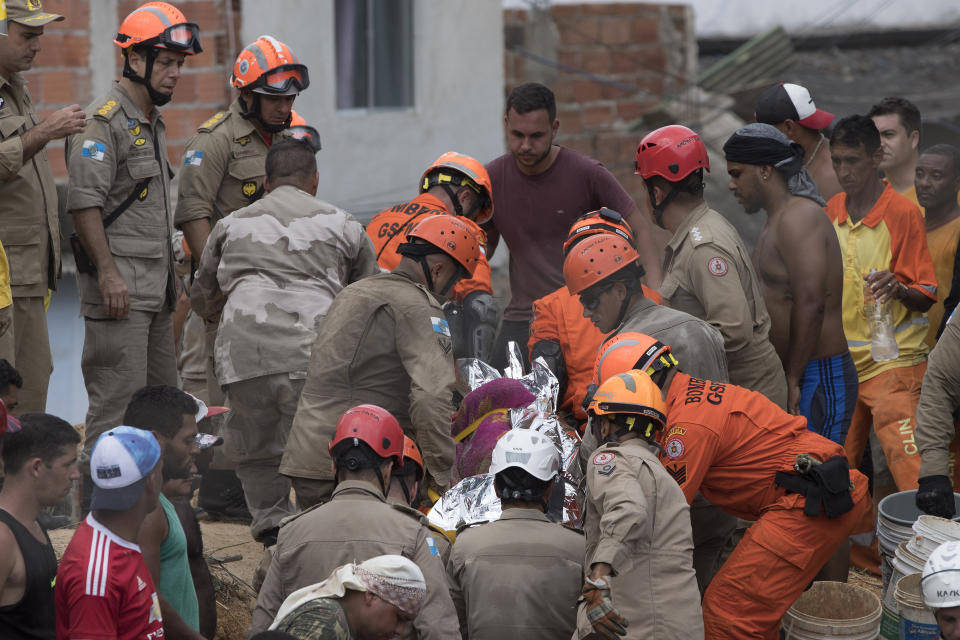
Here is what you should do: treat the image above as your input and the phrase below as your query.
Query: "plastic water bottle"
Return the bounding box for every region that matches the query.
[864,270,899,362]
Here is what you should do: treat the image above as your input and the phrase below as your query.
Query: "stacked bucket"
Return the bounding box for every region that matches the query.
[877,490,960,640]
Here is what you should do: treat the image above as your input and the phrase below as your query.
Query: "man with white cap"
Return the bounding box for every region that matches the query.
[755,82,841,201]
[55,426,165,640]
[921,540,960,640]
[268,555,426,640]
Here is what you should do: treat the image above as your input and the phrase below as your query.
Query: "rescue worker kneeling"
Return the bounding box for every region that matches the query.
[578,370,703,639]
[446,429,585,640]
[595,334,871,639]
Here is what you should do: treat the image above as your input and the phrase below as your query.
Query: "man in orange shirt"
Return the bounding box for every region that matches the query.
[528,208,660,426]
[917,145,960,344]
[826,115,937,498]
[366,152,496,361]
[595,333,871,639]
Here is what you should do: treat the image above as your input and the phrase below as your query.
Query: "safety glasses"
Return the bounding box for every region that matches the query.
[256,64,310,94]
[287,125,322,152]
[580,281,616,311]
[132,23,203,55]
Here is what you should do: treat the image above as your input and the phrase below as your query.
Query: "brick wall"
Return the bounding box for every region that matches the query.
[503,2,696,205]
[24,0,239,181]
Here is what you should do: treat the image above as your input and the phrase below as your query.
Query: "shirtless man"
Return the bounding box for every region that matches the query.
[755,82,842,202]
[723,123,856,446]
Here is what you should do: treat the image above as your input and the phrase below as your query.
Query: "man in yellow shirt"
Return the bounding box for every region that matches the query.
[918,145,960,346]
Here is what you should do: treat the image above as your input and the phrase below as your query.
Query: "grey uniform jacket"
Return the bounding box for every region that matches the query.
[250,479,460,639]
[446,509,584,640]
[917,309,960,478]
[578,439,704,639]
[281,271,457,493]
[190,184,377,384]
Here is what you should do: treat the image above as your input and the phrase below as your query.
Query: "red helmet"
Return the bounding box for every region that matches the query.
[115,2,202,55]
[328,404,404,466]
[232,36,309,95]
[594,332,676,385]
[635,125,710,182]
[563,208,635,257]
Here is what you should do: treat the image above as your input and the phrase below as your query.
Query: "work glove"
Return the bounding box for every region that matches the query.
[581,576,628,639]
[917,474,956,519]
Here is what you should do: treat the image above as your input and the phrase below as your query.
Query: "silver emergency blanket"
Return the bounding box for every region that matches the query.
[431,345,586,531]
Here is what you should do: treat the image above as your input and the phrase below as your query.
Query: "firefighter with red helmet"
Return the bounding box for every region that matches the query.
[593,334,871,639]
[366,152,497,361]
[66,2,202,490]
[252,405,460,638]
[635,125,787,408]
[173,35,310,521]
[282,215,481,509]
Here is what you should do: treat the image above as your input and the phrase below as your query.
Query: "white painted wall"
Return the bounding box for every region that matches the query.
[503,0,960,39]
[240,0,506,216]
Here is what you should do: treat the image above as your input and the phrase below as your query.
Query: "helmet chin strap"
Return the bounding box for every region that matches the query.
[123,48,172,107]
[238,94,291,134]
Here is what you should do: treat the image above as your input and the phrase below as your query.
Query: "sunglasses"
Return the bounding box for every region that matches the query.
[580,281,616,311]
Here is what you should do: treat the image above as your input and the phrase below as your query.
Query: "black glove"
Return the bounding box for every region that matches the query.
[917,475,956,518]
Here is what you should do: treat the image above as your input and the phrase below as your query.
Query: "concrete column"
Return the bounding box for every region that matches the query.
[89,0,118,98]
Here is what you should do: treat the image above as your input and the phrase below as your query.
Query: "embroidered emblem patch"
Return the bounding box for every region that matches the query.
[133,137,146,146]
[665,438,685,459]
[430,317,451,336]
[593,452,615,466]
[426,536,438,556]
[708,257,728,276]
[96,99,118,116]
[184,149,204,166]
[665,462,687,485]
[80,140,106,161]
[242,181,257,197]
[236,135,251,146]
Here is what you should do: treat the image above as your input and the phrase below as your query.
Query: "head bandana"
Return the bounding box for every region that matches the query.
[723,123,826,207]
[270,555,427,630]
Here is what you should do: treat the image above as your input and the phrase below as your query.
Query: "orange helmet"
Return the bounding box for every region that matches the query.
[328,404,404,466]
[594,332,676,386]
[115,2,202,55]
[232,35,309,95]
[420,152,494,225]
[587,370,667,441]
[563,233,640,296]
[405,215,481,276]
[400,436,425,480]
[563,208,634,257]
[635,125,710,182]
[286,110,321,152]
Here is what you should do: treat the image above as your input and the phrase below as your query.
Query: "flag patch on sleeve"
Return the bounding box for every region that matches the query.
[431,317,451,336]
[80,140,106,162]
[184,149,204,166]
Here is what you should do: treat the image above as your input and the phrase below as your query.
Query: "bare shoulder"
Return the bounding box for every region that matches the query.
[779,198,833,239]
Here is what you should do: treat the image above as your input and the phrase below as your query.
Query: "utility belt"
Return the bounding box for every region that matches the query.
[775,454,855,518]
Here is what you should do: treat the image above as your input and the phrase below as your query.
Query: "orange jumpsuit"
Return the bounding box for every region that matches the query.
[366,192,492,303]
[528,285,661,423]
[657,372,871,639]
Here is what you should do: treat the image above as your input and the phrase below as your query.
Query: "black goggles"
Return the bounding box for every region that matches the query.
[123,23,203,55]
[579,281,616,311]
[287,125,322,152]
[254,64,310,94]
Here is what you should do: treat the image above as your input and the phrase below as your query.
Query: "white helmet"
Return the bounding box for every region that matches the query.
[922,540,960,609]
[489,429,560,481]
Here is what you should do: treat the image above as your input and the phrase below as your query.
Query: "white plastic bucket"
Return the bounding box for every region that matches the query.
[782,581,882,640]
[895,573,940,640]
[877,491,960,592]
[911,515,960,557]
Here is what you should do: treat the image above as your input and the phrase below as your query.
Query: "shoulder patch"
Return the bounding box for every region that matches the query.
[184,149,204,166]
[198,111,228,132]
[707,256,728,277]
[593,451,615,466]
[664,437,685,459]
[80,140,106,162]
[92,99,120,121]
[431,316,451,336]
[425,536,439,556]
[664,461,687,485]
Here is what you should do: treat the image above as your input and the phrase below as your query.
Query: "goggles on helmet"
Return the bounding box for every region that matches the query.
[287,125,322,152]
[254,64,309,95]
[118,22,203,55]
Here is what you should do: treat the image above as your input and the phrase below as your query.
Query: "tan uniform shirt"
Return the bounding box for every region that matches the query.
[917,309,960,478]
[189,184,377,385]
[661,203,786,407]
[387,497,453,565]
[281,272,457,492]
[250,479,459,640]
[0,72,60,297]
[447,509,584,640]
[579,439,703,639]
[174,99,269,228]
[66,83,175,317]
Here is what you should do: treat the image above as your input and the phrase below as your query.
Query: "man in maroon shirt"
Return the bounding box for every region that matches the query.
[484,83,661,369]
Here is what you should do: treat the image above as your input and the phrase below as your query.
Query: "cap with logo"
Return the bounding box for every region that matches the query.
[184,392,227,450]
[755,82,834,131]
[6,0,64,26]
[90,426,161,511]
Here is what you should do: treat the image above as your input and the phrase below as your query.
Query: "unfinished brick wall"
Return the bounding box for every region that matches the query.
[504,2,696,205]
[25,0,239,180]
